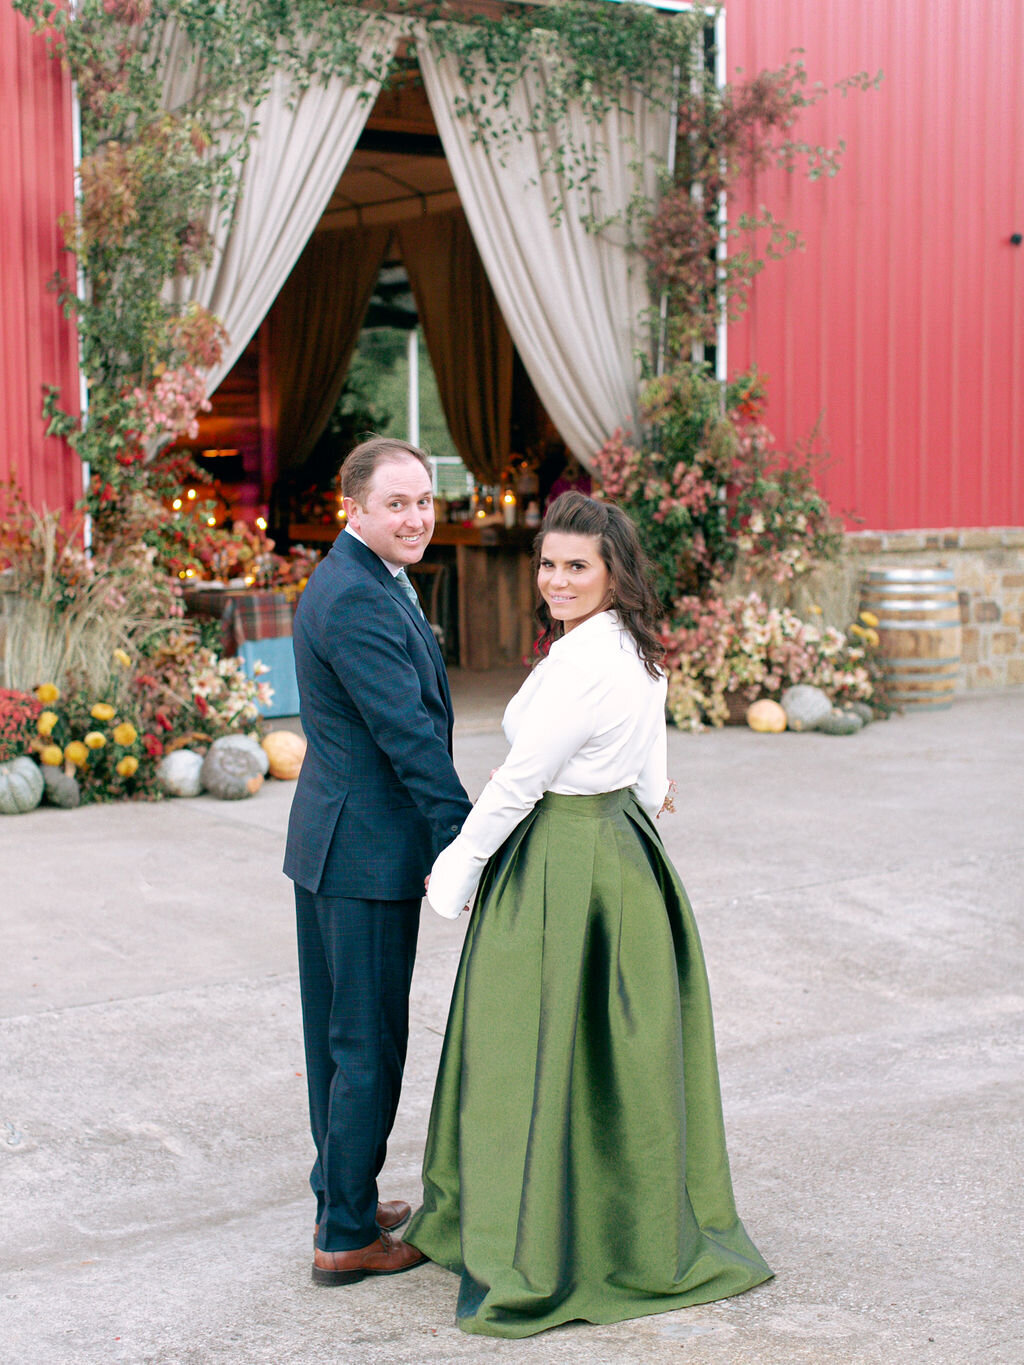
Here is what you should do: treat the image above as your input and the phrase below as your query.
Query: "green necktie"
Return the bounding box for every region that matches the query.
[395,567,426,619]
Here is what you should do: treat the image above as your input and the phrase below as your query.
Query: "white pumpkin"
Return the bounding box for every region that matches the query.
[0,756,45,814]
[157,749,204,798]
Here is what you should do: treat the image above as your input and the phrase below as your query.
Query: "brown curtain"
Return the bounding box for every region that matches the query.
[397,209,513,482]
[269,225,391,473]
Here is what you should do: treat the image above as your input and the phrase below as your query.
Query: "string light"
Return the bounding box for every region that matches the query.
[187,489,197,501]
[255,517,267,531]
[172,498,182,510]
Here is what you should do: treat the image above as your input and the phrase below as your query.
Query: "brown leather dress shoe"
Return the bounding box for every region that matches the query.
[311,1230,426,1286]
[375,1199,411,1231]
[313,1199,412,1244]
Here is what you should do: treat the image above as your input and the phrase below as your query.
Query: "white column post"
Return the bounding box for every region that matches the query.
[407,326,419,447]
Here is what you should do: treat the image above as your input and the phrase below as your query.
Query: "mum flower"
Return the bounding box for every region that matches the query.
[112,722,138,746]
[35,683,60,704]
[90,702,117,722]
[113,648,132,667]
[37,711,59,737]
[859,610,879,628]
[116,755,139,778]
[40,744,64,766]
[65,740,89,766]
[84,731,107,750]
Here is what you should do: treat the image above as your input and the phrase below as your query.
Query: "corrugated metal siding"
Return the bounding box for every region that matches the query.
[726,0,1023,530]
[0,4,81,514]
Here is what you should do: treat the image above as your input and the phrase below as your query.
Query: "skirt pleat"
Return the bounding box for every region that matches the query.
[406,788,772,1338]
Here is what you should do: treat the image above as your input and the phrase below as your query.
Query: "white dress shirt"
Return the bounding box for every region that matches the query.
[427,610,669,919]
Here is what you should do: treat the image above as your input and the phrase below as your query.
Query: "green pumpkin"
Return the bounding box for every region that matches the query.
[42,764,81,809]
[0,756,45,814]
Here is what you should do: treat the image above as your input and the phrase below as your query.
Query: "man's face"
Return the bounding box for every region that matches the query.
[343,456,435,567]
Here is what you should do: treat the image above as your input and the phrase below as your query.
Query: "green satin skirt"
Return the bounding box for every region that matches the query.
[406,788,772,1339]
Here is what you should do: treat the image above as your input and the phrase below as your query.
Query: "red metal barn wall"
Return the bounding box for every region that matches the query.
[0,3,81,514]
[725,0,1023,531]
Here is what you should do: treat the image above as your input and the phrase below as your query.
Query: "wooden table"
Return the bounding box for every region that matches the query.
[430,524,535,670]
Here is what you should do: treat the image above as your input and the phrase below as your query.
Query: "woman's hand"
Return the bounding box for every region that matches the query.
[657,778,677,819]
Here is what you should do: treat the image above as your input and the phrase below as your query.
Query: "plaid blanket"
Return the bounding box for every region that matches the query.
[184,588,295,655]
[221,592,294,654]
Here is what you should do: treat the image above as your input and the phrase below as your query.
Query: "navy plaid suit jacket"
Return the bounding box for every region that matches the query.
[284,531,471,900]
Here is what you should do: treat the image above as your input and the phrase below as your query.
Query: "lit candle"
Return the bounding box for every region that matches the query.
[502,490,517,528]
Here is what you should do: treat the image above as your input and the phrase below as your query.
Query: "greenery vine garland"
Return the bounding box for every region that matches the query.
[15,0,878,563]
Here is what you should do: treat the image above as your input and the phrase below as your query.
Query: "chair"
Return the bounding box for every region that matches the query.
[407,561,451,659]
[238,637,301,718]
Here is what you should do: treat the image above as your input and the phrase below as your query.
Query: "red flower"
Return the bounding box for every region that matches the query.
[142,733,164,757]
[155,711,172,732]
[194,695,209,717]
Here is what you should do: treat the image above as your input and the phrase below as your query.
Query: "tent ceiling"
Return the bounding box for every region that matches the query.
[317,139,458,232]
[316,68,461,232]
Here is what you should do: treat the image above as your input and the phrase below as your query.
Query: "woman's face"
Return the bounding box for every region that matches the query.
[538,531,612,633]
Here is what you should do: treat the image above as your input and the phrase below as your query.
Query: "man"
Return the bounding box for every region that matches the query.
[284,437,472,1286]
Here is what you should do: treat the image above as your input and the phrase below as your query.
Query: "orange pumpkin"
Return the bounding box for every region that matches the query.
[262,730,306,781]
[746,699,787,733]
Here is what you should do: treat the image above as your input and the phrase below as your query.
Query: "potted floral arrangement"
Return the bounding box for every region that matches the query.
[592,367,882,730]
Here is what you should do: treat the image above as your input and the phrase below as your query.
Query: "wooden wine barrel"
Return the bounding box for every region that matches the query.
[861,566,962,710]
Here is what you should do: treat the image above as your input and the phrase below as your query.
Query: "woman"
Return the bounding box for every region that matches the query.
[405,492,772,1338]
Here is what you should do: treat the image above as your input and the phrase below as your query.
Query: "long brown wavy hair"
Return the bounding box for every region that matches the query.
[533,491,665,679]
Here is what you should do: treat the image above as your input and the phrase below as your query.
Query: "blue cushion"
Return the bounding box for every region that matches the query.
[238,637,300,718]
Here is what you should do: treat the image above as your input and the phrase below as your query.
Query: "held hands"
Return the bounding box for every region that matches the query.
[657,778,678,820]
[424,874,470,914]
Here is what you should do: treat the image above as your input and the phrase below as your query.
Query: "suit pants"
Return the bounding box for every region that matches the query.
[294,888,421,1251]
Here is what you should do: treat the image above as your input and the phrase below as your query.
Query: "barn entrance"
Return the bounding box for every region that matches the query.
[174,62,573,665]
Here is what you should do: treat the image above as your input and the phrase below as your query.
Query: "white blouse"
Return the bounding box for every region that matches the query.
[427,611,669,919]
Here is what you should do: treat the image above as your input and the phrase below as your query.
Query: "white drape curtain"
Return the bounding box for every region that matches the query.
[415,33,671,468]
[161,17,400,393]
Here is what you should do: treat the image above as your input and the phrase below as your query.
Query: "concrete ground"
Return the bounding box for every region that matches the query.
[1,676,1022,1365]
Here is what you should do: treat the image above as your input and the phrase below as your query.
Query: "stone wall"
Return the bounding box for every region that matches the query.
[846,528,1024,691]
